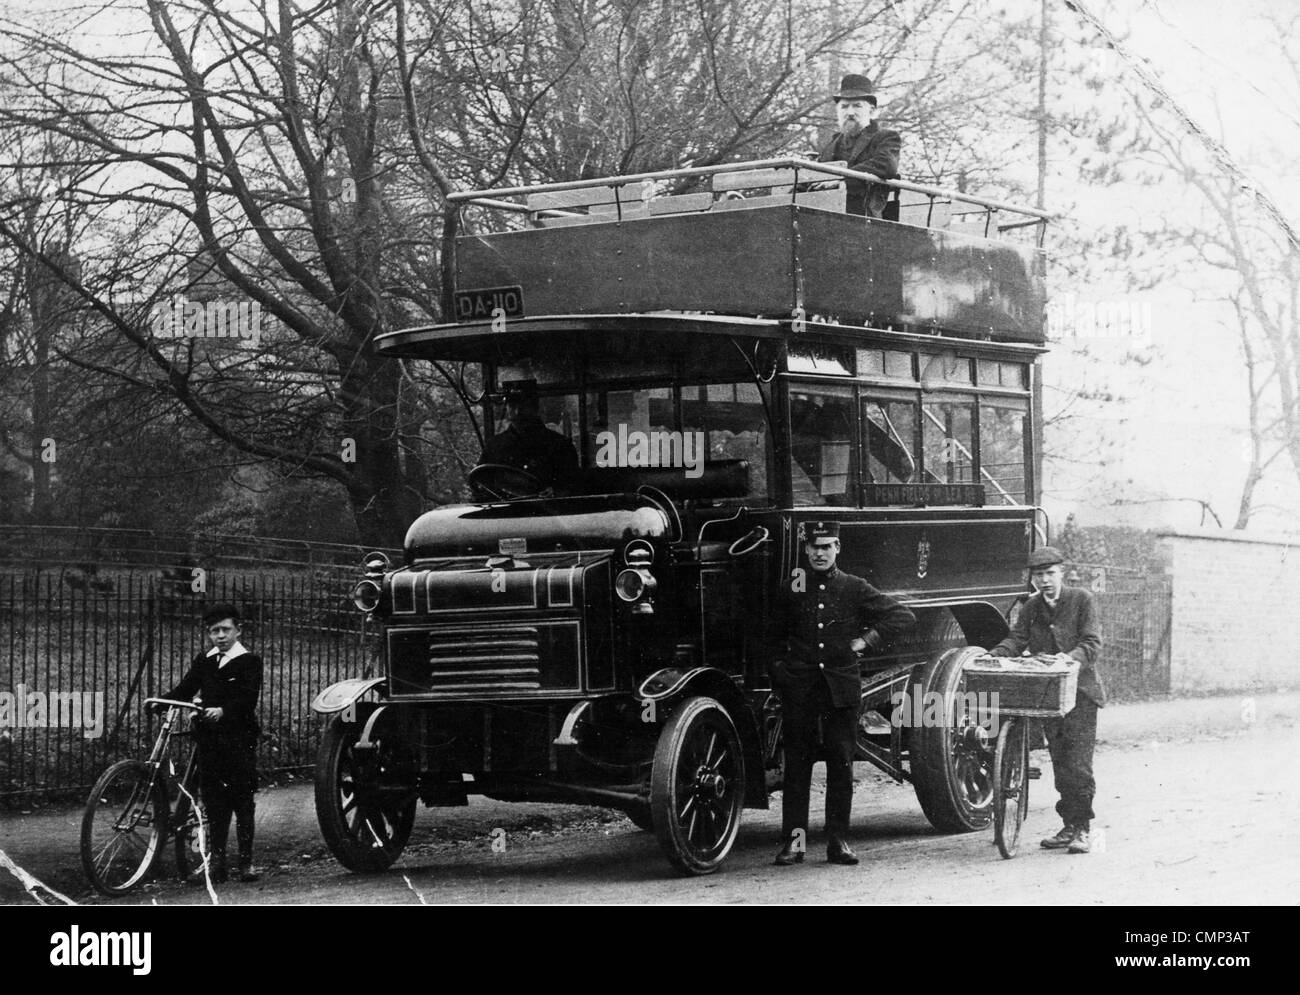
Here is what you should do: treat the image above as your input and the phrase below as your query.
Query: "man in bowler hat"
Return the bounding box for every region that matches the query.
[817,73,902,218]
[770,522,915,865]
[988,546,1104,854]
[164,604,263,882]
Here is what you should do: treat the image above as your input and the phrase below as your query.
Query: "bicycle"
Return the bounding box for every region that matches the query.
[80,698,211,896]
[963,655,1079,859]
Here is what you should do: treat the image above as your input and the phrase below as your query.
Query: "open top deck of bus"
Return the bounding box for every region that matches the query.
[378,158,1050,359]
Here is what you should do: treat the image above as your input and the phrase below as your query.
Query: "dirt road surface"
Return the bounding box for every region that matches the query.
[4,692,1297,905]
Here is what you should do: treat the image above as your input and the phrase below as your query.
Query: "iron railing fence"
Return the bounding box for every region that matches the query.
[1,528,397,800]
[1068,563,1172,699]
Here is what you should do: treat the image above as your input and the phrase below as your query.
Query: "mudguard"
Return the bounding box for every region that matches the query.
[948,601,1012,650]
[310,677,385,715]
[636,667,768,809]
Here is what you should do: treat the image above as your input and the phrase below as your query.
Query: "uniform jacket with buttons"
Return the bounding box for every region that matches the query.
[769,566,916,708]
[989,586,1105,706]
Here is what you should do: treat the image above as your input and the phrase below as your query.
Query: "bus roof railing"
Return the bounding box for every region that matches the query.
[446,157,1053,224]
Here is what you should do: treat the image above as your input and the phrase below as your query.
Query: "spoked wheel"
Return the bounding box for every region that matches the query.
[908,646,996,832]
[172,791,210,882]
[315,707,418,872]
[650,696,745,875]
[80,760,170,896]
[993,716,1030,859]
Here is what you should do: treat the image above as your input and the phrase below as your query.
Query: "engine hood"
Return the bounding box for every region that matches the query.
[405,494,669,561]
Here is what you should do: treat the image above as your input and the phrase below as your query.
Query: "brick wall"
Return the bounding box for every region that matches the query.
[1158,528,1300,692]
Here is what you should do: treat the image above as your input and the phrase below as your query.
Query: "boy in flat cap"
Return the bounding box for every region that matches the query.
[163,604,263,882]
[817,73,902,218]
[770,522,915,865]
[988,546,1103,853]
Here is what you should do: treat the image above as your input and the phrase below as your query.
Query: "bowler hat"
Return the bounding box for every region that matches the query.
[1027,546,1064,569]
[833,73,878,106]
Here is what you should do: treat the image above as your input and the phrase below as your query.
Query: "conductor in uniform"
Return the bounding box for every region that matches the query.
[164,605,263,882]
[770,522,915,865]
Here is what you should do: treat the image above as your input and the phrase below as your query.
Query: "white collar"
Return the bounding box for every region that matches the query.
[208,641,248,667]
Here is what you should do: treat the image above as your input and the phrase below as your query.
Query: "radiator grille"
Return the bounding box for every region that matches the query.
[388,623,579,694]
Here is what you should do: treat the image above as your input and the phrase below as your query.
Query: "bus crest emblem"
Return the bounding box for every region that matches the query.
[917,535,931,579]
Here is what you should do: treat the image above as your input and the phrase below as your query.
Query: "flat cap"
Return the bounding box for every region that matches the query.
[1027,546,1064,569]
[202,604,242,626]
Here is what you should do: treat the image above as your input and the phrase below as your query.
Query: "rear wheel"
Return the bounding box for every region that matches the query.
[315,707,418,872]
[908,646,995,832]
[650,696,745,875]
[172,791,210,881]
[80,760,169,896]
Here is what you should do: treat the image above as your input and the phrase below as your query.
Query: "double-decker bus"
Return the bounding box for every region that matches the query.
[311,158,1051,874]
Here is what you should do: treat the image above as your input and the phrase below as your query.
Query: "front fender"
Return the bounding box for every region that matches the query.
[310,677,385,715]
[637,667,767,809]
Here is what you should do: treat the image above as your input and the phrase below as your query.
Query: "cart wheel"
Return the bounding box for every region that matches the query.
[993,716,1030,859]
[315,707,418,872]
[650,696,745,875]
[172,792,210,882]
[908,646,995,832]
[80,760,169,896]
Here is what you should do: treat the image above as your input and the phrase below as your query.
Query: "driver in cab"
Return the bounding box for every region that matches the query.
[478,379,579,494]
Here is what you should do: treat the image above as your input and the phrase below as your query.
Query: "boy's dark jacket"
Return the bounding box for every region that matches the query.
[989,587,1105,706]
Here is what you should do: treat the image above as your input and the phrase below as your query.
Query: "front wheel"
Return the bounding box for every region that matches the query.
[315,708,418,872]
[650,696,745,875]
[80,760,169,896]
[993,716,1030,859]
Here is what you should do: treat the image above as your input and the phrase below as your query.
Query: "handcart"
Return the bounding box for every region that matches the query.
[962,655,1080,858]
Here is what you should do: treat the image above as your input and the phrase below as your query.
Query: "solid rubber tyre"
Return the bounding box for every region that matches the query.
[315,710,418,872]
[650,696,745,875]
[908,646,995,832]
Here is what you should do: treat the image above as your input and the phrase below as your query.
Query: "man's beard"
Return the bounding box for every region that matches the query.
[840,116,864,137]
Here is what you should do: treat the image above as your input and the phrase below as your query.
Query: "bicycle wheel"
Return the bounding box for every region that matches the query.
[993,716,1030,859]
[172,788,210,882]
[81,759,170,896]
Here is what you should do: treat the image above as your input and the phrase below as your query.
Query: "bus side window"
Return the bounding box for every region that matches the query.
[681,383,770,501]
[979,398,1028,504]
[789,385,855,506]
[862,397,918,484]
[922,396,975,484]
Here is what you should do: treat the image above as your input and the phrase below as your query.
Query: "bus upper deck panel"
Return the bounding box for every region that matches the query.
[443,159,1050,346]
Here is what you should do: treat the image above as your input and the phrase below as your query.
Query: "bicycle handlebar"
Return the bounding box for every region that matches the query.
[144,697,203,711]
